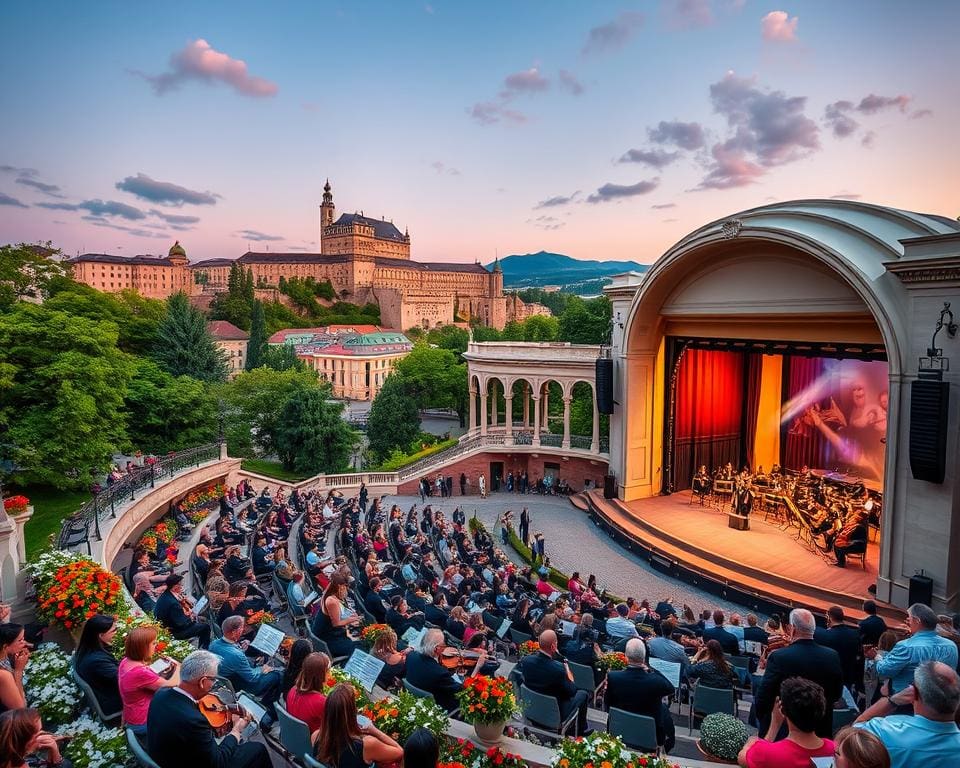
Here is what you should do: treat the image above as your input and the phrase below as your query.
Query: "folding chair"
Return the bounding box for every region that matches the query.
[520,684,579,737]
[607,708,658,752]
[687,684,736,734]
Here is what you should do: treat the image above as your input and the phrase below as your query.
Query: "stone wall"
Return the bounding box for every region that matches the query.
[396,451,608,495]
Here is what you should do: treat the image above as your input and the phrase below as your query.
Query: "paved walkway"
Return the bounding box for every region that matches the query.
[385,491,749,616]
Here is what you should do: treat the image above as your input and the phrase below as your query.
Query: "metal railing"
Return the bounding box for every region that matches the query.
[57,443,222,550]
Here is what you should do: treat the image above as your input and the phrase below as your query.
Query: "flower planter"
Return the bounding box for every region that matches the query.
[473,719,506,745]
[696,740,739,764]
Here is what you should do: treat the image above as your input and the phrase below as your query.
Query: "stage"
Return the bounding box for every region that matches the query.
[584,489,899,621]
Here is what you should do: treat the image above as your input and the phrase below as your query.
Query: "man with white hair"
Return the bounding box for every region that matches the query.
[755,608,843,738]
[855,660,960,767]
[606,638,677,753]
[405,628,487,713]
[147,649,271,768]
[869,603,959,695]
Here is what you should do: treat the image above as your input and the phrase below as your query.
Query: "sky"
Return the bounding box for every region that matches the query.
[1,0,958,265]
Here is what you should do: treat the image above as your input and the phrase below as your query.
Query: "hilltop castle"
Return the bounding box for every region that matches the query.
[189,180,548,330]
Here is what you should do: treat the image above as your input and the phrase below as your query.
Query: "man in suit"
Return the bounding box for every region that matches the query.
[154,574,212,648]
[364,577,388,623]
[755,608,843,738]
[406,628,487,713]
[814,605,863,693]
[519,630,590,736]
[703,610,740,655]
[606,638,676,753]
[859,600,887,647]
[146,649,270,768]
[743,614,770,646]
[519,508,530,546]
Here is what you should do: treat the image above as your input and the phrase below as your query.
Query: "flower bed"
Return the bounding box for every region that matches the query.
[363,689,449,742]
[596,651,628,672]
[23,643,83,725]
[443,738,526,768]
[552,731,682,768]
[28,551,128,631]
[55,714,127,768]
[178,482,227,524]
[3,493,30,515]
[457,675,519,725]
[110,615,194,662]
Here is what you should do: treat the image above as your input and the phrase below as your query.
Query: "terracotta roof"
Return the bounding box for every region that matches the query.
[207,321,249,341]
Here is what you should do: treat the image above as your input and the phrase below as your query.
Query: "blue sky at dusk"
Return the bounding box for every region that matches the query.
[1,1,958,264]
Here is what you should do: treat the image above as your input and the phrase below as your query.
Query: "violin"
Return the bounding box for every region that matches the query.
[197,692,247,737]
[439,646,486,673]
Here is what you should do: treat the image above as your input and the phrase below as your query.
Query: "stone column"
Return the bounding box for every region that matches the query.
[490,380,497,428]
[523,383,530,427]
[479,389,488,436]
[542,389,550,433]
[532,395,541,447]
[562,395,572,449]
[591,387,601,453]
[469,385,477,435]
[505,395,513,438]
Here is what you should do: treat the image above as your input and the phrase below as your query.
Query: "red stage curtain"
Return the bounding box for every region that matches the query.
[783,357,831,471]
[672,349,744,490]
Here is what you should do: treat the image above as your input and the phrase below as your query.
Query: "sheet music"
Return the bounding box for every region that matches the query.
[496,618,512,638]
[303,591,319,607]
[744,640,763,656]
[810,758,834,768]
[193,596,208,615]
[344,649,386,692]
[648,658,682,689]
[402,626,426,649]
[250,623,285,657]
[560,620,577,637]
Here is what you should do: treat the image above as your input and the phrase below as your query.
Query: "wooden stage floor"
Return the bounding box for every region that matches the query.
[587,489,886,617]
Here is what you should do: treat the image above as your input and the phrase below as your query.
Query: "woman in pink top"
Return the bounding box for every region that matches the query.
[737,677,835,768]
[286,652,330,736]
[462,612,487,646]
[117,626,180,735]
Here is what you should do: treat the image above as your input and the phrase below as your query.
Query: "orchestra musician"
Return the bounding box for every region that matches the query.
[692,466,712,505]
[732,474,756,517]
[154,574,211,649]
[832,509,869,568]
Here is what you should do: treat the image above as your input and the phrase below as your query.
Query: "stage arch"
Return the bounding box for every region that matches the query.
[610,199,960,610]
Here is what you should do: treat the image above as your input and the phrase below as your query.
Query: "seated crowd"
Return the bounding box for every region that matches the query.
[4,483,960,768]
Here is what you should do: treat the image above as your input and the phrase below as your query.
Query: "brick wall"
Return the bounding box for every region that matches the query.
[397,451,608,495]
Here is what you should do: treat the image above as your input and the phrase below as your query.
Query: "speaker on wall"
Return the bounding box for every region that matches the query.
[596,358,614,414]
[909,572,934,607]
[603,473,616,499]
[909,379,949,484]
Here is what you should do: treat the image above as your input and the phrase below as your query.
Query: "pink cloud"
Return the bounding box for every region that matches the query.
[139,38,278,97]
[761,11,799,42]
[502,67,549,95]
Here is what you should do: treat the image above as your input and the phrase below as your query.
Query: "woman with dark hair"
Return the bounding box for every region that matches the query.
[0,624,30,715]
[689,639,739,690]
[283,639,313,695]
[0,708,64,768]
[833,727,890,768]
[403,727,439,768]
[311,573,361,658]
[286,652,331,734]
[74,614,121,717]
[511,598,535,638]
[314,684,402,768]
[737,677,834,767]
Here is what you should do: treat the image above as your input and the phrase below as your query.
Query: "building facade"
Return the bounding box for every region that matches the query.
[69,242,193,299]
[269,325,412,400]
[188,182,549,331]
[207,320,249,379]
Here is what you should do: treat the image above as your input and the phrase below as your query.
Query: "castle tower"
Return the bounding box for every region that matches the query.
[167,240,188,266]
[489,256,504,297]
[319,179,335,253]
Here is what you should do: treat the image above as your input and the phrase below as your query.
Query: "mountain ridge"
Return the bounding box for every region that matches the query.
[486,250,647,290]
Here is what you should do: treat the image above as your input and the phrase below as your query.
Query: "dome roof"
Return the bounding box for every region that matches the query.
[168,240,187,258]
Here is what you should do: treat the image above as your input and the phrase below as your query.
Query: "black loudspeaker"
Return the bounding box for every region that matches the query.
[603,474,616,499]
[596,358,614,414]
[909,379,949,483]
[909,572,934,607]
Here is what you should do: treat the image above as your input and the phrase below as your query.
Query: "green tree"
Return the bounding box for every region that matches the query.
[210,262,254,330]
[425,325,470,356]
[153,293,228,383]
[217,366,320,457]
[124,358,218,453]
[45,280,166,356]
[261,344,308,372]
[0,303,133,488]
[0,242,68,309]
[393,341,468,423]
[246,300,267,370]
[366,374,420,461]
[558,296,610,344]
[274,389,355,474]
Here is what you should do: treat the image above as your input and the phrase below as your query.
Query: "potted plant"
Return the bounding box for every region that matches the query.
[359,623,392,648]
[697,713,749,764]
[362,689,448,742]
[596,650,628,672]
[552,731,679,768]
[456,675,518,745]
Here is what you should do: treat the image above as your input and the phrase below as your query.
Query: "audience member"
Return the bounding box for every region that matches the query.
[282,639,313,696]
[0,624,28,714]
[870,603,959,696]
[210,616,284,724]
[403,727,440,768]
[74,614,121,718]
[833,727,891,768]
[118,625,180,735]
[815,605,863,692]
[313,684,403,767]
[860,601,888,647]
[154,574,211,648]
[605,637,676,752]
[0,708,63,768]
[406,629,485,713]
[519,630,589,736]
[146,649,271,768]
[738,677,835,768]
[704,610,740,655]
[689,639,740,690]
[286,652,330,735]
